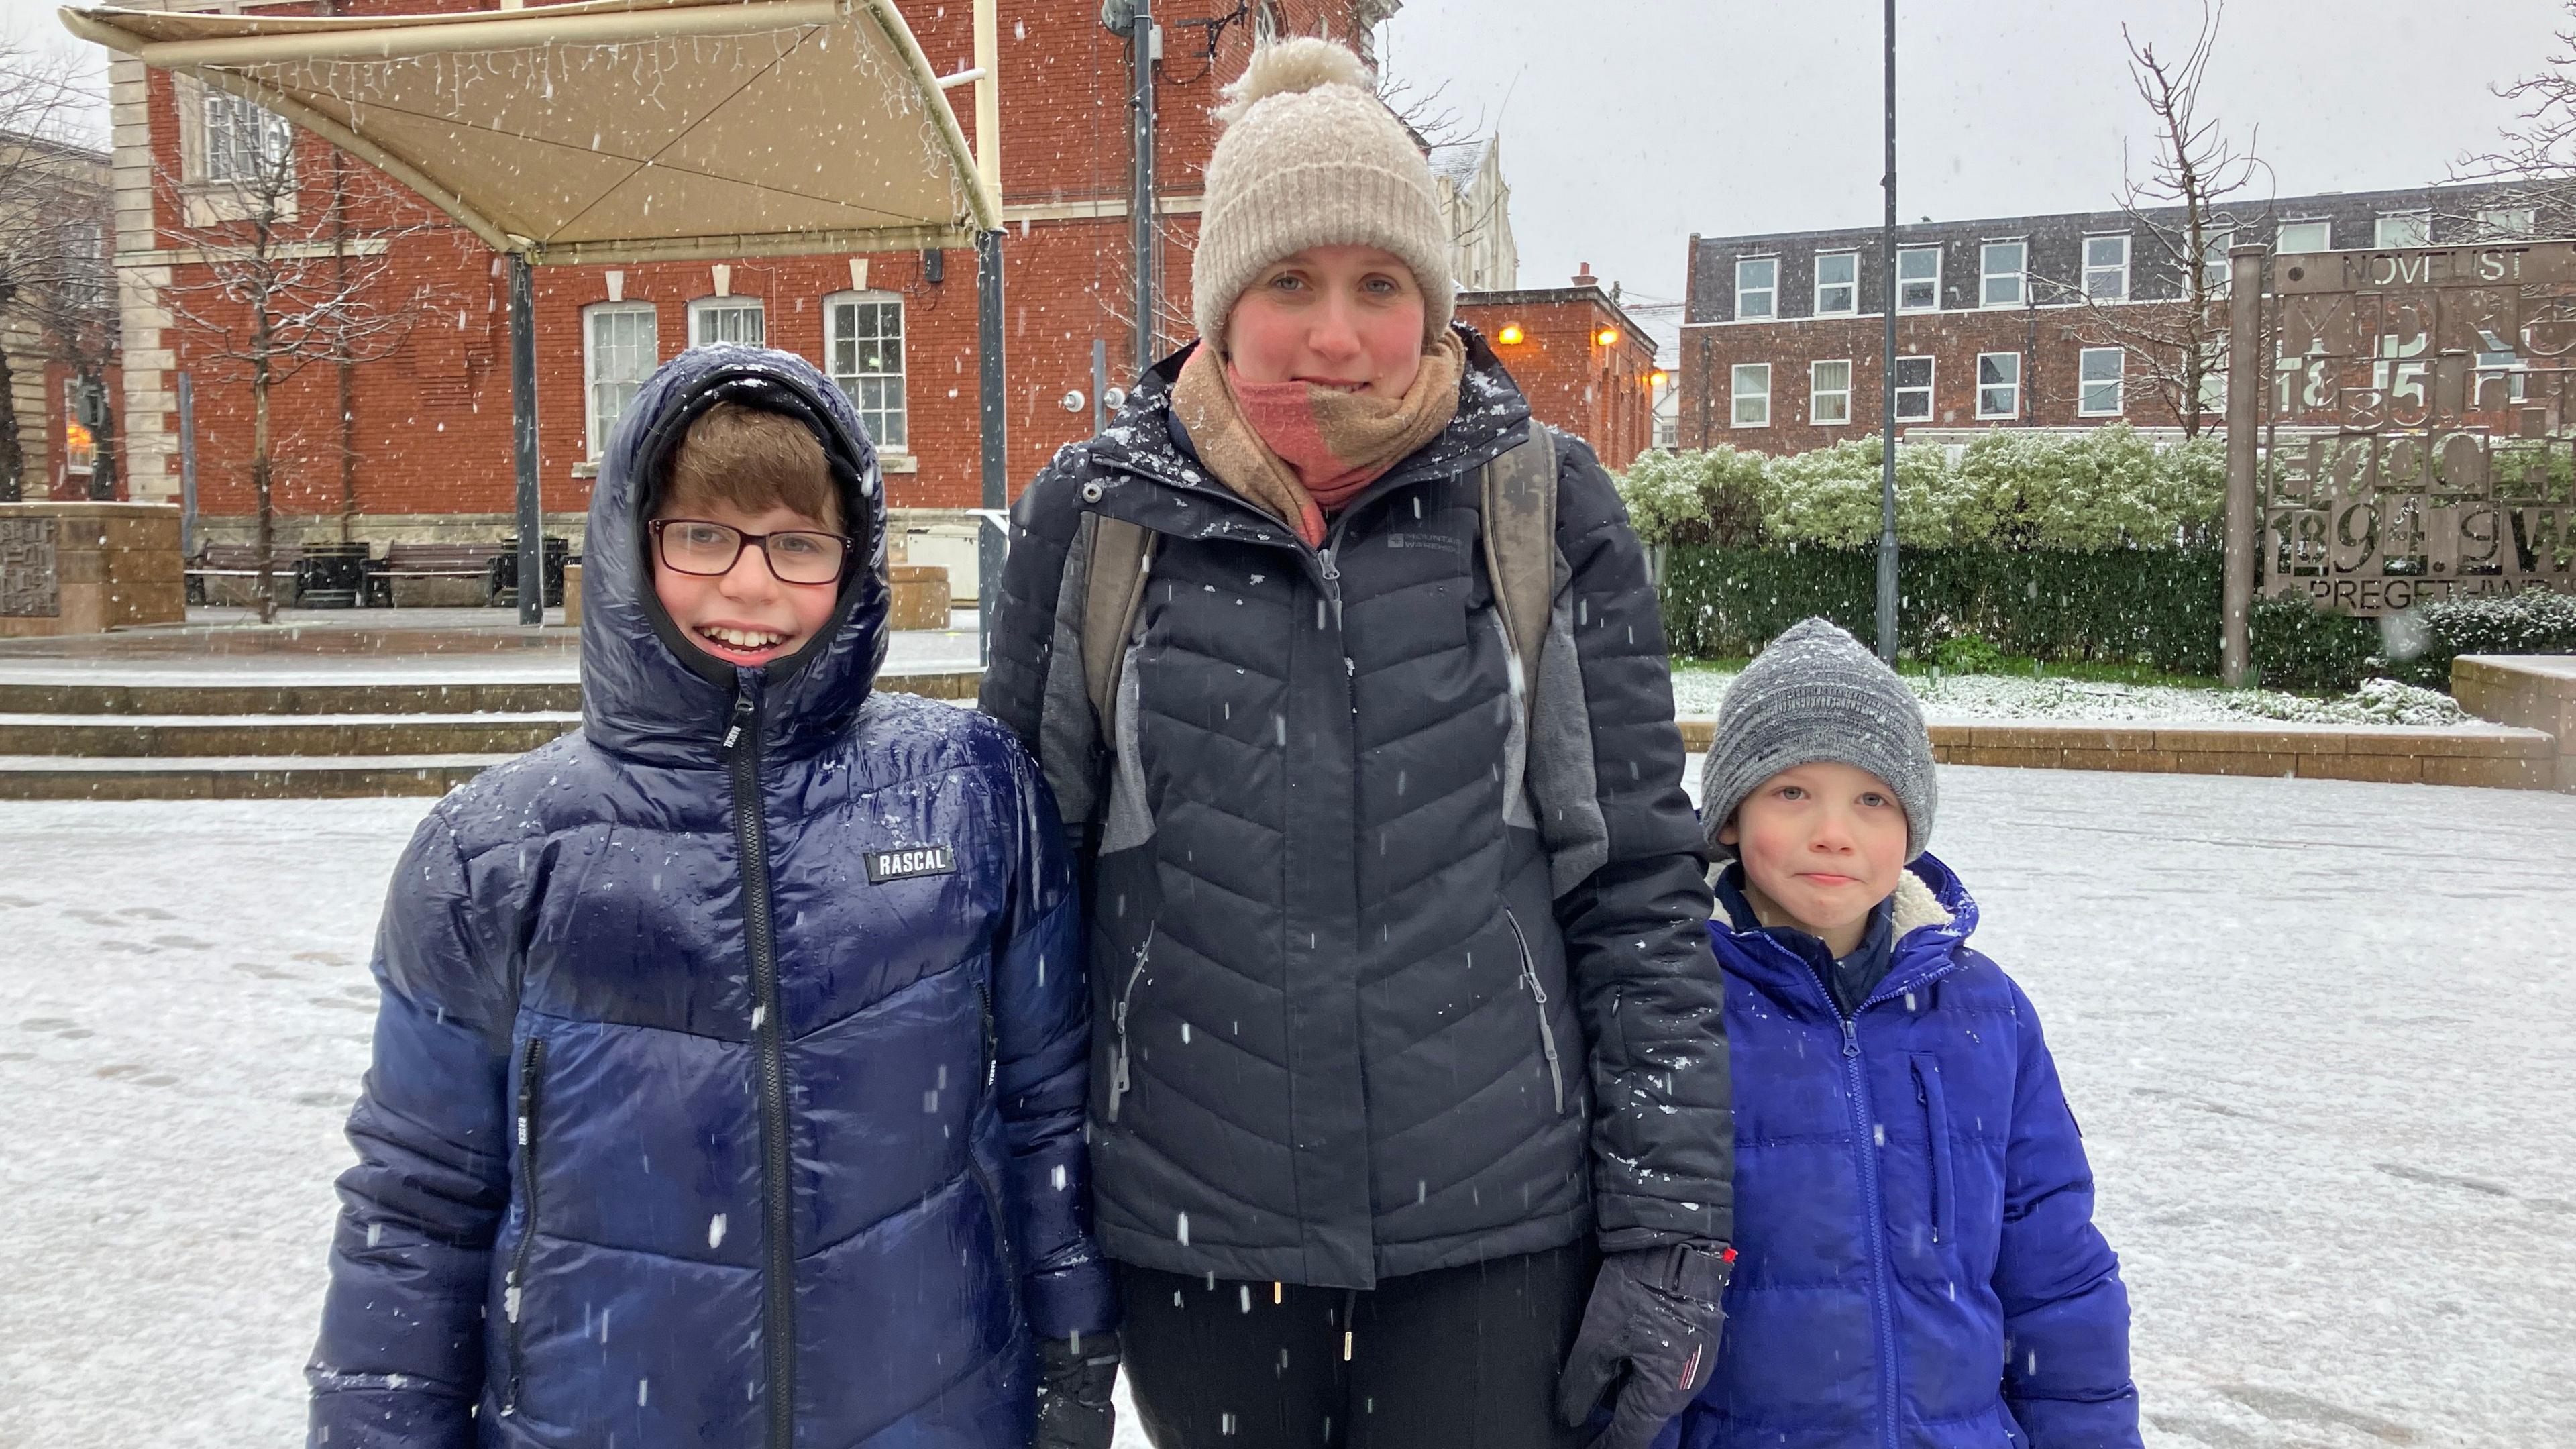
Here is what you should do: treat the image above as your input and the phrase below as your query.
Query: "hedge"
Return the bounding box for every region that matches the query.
[1660,545,2225,674]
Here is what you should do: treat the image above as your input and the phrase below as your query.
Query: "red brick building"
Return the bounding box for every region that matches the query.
[1676,182,2563,456]
[107,0,1404,579]
[1455,270,1660,472]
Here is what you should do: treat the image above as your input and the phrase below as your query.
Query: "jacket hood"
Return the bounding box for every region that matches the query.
[579,344,888,767]
[1709,852,1982,1013]
[1077,321,1535,539]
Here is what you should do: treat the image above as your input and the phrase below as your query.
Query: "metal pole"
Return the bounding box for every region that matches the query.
[176,372,199,559]
[1130,0,1158,374]
[1092,337,1109,434]
[977,228,1007,665]
[510,251,542,627]
[2222,243,2264,686]
[1874,0,1899,663]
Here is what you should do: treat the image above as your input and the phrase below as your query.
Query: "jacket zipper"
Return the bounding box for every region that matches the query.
[1107,925,1156,1122]
[502,1034,547,1417]
[968,975,1020,1287]
[1803,958,1902,1449]
[1912,1057,1953,1247]
[727,690,796,1449]
[1501,907,1565,1114]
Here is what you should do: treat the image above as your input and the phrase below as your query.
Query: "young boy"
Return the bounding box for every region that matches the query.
[305,346,1119,1449]
[1660,618,2140,1449]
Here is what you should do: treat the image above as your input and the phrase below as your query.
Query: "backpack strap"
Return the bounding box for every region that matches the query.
[1081,515,1158,741]
[1481,427,1560,733]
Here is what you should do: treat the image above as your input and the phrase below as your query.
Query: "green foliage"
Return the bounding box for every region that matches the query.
[1933,633,2010,674]
[2247,591,2379,693]
[1759,435,1959,547]
[1660,546,2226,674]
[2378,590,2576,687]
[1615,445,1768,547]
[1616,424,2224,552]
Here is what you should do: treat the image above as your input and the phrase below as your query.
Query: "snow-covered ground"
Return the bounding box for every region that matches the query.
[3,770,2571,1448]
[1672,666,2491,729]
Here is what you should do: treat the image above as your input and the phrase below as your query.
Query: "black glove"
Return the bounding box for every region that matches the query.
[1556,1245,1731,1449]
[1035,1330,1120,1449]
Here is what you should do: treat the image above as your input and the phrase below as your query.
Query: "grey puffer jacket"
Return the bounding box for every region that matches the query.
[980,328,1730,1289]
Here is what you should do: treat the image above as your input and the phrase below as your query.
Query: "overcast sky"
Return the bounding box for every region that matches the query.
[9,0,2570,358]
[1379,0,2573,350]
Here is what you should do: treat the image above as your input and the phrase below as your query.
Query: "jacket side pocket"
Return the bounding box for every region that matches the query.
[1502,907,1566,1114]
[1911,1055,1955,1247]
[1106,924,1157,1122]
[502,1034,547,1417]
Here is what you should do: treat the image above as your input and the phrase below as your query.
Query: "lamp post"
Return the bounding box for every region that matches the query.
[1875,0,1899,663]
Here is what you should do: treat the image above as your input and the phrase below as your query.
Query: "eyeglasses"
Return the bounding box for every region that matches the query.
[649,519,853,585]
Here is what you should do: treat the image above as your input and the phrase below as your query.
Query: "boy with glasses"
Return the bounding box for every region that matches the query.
[305,347,1119,1449]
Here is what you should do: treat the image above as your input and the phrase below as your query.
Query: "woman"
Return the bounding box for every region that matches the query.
[981,39,1731,1449]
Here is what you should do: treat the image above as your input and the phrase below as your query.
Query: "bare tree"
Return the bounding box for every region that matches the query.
[2455,2,2576,223]
[0,43,110,502]
[159,89,435,620]
[2052,0,2269,438]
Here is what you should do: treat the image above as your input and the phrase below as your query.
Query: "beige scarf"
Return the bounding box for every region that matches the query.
[1170,331,1466,547]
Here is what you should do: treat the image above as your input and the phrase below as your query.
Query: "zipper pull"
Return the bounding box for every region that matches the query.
[1318,547,1340,582]
[1841,1018,1860,1058]
[722,693,755,752]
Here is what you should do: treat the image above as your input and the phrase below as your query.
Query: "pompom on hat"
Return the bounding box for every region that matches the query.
[1191,37,1456,354]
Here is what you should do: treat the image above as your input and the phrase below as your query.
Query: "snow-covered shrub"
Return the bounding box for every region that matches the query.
[1759,435,1958,548]
[2378,590,2576,687]
[1615,446,1768,547]
[1949,424,2224,551]
[2249,590,2379,692]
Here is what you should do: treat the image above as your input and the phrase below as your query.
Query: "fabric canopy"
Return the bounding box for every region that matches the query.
[62,0,1001,263]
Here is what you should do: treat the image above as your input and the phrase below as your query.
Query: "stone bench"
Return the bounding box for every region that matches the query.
[2453,655,2576,792]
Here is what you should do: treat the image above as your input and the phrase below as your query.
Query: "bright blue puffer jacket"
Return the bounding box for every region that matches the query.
[307,345,1114,1448]
[1658,855,2140,1449]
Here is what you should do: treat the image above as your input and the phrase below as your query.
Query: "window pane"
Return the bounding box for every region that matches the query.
[2081,349,2123,382]
[1738,258,1776,289]
[2375,213,2430,248]
[2084,236,2125,268]
[1894,356,1932,388]
[1737,258,1776,319]
[1731,364,1769,427]
[2277,221,2331,254]
[1813,360,1851,391]
[2080,349,2123,413]
[1981,243,2024,305]
[1899,247,1939,280]
[2202,229,2235,292]
[1817,253,1856,285]
[2479,207,2537,239]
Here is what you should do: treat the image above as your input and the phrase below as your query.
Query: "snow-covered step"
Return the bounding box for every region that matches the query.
[0,667,979,717]
[0,753,516,801]
[0,712,583,759]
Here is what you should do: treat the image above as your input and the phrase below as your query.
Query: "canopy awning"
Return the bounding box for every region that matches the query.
[62,0,1002,264]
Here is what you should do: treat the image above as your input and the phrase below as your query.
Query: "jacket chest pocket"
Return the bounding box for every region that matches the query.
[1910,1055,1957,1247]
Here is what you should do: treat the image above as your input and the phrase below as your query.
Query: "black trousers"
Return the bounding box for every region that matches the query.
[1120,1243,1599,1449]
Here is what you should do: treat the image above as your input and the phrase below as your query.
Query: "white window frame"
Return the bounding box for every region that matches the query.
[201,89,292,184]
[2078,346,2126,417]
[1892,355,1935,423]
[824,289,908,451]
[688,296,766,348]
[1980,241,2026,308]
[2477,206,2538,239]
[2276,219,2333,254]
[1813,251,1860,316]
[2200,227,2236,295]
[1897,246,1941,311]
[1809,359,1853,426]
[582,302,659,460]
[2083,233,2131,301]
[1730,362,1772,428]
[1734,257,1778,321]
[1976,352,2021,419]
[2374,211,2432,249]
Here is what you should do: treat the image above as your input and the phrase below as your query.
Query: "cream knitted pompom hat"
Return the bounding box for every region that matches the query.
[1191,36,1456,354]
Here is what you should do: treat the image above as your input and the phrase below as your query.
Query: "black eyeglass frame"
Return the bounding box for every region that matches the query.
[647,518,858,584]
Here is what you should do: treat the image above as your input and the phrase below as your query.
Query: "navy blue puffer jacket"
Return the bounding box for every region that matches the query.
[307,346,1113,1448]
[1658,855,2140,1449]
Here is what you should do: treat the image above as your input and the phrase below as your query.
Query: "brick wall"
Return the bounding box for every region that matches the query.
[126,0,1369,535]
[1677,302,2193,455]
[1456,287,1660,472]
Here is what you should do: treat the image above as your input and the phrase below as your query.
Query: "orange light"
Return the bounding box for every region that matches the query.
[1596,327,1621,347]
[1497,323,1525,345]
[1650,370,1670,388]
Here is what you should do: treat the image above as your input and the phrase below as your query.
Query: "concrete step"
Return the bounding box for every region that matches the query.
[0,712,583,758]
[0,667,980,716]
[0,753,515,801]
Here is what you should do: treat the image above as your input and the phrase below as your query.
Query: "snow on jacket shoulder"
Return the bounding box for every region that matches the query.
[1658,855,2141,1449]
[307,346,1112,1449]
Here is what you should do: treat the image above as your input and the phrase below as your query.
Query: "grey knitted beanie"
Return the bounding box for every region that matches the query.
[1699,618,1939,861]
[1191,38,1456,354]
